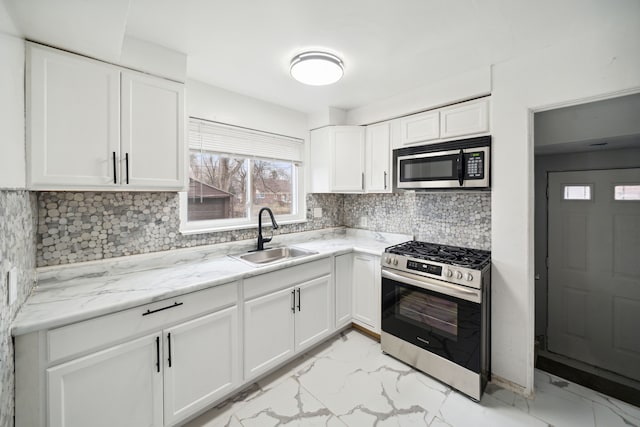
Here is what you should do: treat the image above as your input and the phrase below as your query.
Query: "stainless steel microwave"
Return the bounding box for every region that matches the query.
[394,136,491,190]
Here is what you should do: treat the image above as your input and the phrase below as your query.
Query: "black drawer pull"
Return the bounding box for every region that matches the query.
[167,333,172,368]
[155,336,160,373]
[142,302,183,316]
[112,152,117,184]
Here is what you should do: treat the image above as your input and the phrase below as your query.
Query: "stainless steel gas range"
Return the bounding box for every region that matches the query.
[380,241,491,401]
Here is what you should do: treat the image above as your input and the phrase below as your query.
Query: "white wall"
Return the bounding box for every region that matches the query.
[187,79,308,140]
[0,6,25,190]
[491,3,640,394]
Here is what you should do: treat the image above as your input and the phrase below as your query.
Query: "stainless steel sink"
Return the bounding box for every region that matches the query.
[232,247,318,267]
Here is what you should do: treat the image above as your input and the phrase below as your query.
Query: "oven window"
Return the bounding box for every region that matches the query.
[397,290,458,337]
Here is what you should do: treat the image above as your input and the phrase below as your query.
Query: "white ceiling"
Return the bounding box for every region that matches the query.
[2,0,627,114]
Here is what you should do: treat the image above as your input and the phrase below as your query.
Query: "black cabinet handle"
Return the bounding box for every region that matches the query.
[142,302,183,316]
[167,333,172,368]
[112,152,117,184]
[125,153,130,184]
[384,171,388,189]
[297,288,301,311]
[155,336,160,373]
[291,289,295,313]
[457,149,464,186]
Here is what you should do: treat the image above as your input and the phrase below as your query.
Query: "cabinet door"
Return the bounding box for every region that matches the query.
[399,110,439,146]
[335,253,353,328]
[244,287,295,379]
[28,44,121,189]
[365,122,391,193]
[295,275,332,350]
[331,126,365,192]
[121,71,185,189]
[440,98,489,139]
[352,254,380,332]
[163,306,239,426]
[47,334,162,427]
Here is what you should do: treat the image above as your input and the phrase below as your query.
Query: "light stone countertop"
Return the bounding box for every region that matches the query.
[12,228,412,336]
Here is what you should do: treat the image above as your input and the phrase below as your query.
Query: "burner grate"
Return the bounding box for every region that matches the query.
[386,241,490,269]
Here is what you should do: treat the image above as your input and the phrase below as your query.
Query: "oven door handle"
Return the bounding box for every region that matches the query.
[381,269,481,303]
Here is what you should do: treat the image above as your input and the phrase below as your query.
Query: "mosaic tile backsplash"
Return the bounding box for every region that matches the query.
[343,191,491,250]
[37,190,490,267]
[36,192,344,266]
[0,191,37,427]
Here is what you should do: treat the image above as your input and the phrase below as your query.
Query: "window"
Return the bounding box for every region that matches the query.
[614,185,640,201]
[181,118,305,232]
[563,185,592,200]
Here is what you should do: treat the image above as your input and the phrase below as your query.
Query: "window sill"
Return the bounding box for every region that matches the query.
[179,218,308,236]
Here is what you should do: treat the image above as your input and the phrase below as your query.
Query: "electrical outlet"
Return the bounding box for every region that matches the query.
[8,267,18,305]
[359,216,368,227]
[313,207,322,218]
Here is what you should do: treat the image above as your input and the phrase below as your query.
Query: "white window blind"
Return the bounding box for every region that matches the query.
[189,118,304,163]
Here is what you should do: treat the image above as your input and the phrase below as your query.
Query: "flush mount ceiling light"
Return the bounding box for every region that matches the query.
[290,51,344,86]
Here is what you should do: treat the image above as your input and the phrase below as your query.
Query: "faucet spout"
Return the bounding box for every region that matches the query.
[257,207,279,251]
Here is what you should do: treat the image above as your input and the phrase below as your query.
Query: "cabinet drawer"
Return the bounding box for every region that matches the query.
[47,282,238,364]
[244,258,331,300]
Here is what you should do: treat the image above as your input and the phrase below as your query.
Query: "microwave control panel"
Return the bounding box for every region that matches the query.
[465,152,484,179]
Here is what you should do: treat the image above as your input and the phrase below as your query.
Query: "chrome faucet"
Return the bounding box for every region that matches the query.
[256,207,279,251]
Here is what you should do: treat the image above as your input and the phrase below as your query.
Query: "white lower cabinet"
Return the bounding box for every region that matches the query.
[163,306,239,425]
[294,276,332,349]
[352,253,381,333]
[16,284,239,427]
[47,334,163,427]
[243,258,333,380]
[244,287,296,378]
[334,253,353,329]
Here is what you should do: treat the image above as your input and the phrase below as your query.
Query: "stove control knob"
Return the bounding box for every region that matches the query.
[385,257,391,264]
[466,273,473,281]
[393,258,399,266]
[456,271,463,280]
[445,269,453,278]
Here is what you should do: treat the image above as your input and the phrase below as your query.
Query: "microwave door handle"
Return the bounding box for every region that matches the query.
[457,149,465,186]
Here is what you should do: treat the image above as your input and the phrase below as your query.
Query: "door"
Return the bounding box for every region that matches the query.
[365,122,391,192]
[295,275,332,349]
[352,254,379,331]
[244,287,295,379]
[163,307,239,425]
[47,334,163,427]
[28,44,121,189]
[121,71,185,189]
[331,126,365,192]
[548,168,640,380]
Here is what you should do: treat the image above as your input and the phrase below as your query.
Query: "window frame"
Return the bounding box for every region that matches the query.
[180,119,306,234]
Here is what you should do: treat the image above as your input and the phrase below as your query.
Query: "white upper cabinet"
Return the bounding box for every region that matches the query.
[332,126,366,192]
[399,110,440,146]
[28,44,121,189]
[309,126,365,193]
[121,71,184,189]
[392,97,490,148]
[365,122,391,193]
[440,97,490,139]
[27,43,185,191]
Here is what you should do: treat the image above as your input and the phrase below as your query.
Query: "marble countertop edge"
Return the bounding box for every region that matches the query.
[12,228,412,336]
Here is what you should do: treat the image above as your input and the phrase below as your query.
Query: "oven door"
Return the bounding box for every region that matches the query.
[381,268,483,373]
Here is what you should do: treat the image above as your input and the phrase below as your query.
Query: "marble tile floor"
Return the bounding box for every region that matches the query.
[183,329,640,427]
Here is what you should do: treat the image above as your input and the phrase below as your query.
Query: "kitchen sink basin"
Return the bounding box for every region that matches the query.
[232,247,318,267]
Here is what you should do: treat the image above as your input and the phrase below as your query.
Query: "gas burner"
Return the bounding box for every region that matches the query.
[386,241,490,269]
